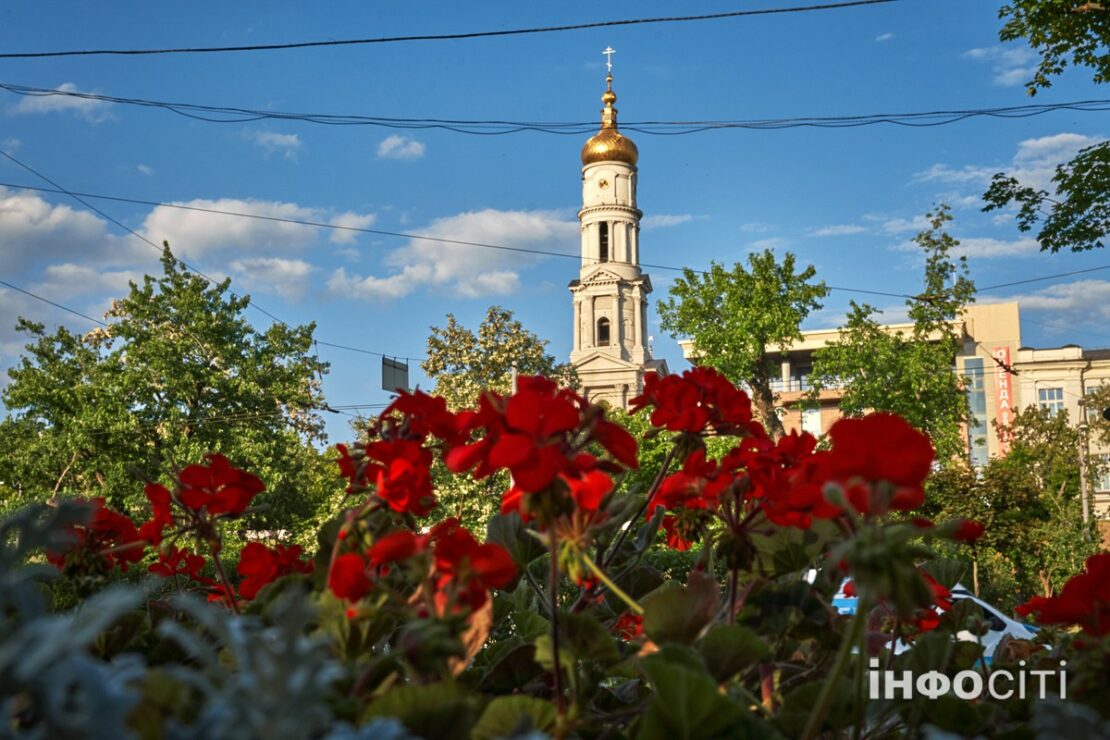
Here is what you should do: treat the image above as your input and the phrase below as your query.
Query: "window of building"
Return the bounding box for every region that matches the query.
[1038,387,1065,416]
[599,222,609,263]
[1095,454,1110,493]
[597,317,611,346]
[965,358,989,468]
[801,407,822,437]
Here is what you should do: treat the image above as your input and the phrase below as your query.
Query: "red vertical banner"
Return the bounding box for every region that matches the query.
[993,346,1014,455]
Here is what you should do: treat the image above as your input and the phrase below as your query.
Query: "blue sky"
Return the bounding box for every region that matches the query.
[1,1,1108,441]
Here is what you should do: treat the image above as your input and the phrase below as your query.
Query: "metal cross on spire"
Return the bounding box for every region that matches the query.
[602,46,615,73]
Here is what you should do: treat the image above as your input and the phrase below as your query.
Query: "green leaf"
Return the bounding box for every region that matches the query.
[641,571,719,645]
[699,625,769,683]
[776,677,856,737]
[637,653,759,740]
[362,682,478,740]
[534,612,620,670]
[471,696,556,740]
[487,512,546,567]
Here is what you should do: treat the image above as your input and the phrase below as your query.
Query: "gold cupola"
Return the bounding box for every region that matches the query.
[580,74,639,167]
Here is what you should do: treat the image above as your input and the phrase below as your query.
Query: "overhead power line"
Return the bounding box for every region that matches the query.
[0,151,425,362]
[3,82,1107,134]
[0,179,913,301]
[0,278,108,326]
[978,264,1110,292]
[0,1,898,59]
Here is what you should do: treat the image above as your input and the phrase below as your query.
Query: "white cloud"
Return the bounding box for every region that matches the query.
[962,46,1038,87]
[643,214,696,229]
[328,208,576,300]
[891,235,1039,259]
[875,32,895,43]
[999,280,1110,331]
[750,237,788,251]
[30,263,139,297]
[914,132,1103,190]
[140,198,322,258]
[0,187,144,271]
[328,211,377,244]
[10,82,112,122]
[377,135,426,160]
[247,130,302,160]
[810,224,867,237]
[230,257,316,300]
[1,137,21,152]
[739,222,773,233]
[136,164,155,176]
[879,215,931,235]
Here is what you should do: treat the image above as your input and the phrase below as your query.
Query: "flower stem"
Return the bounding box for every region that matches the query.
[549,532,566,719]
[582,553,643,616]
[210,550,241,616]
[801,598,866,740]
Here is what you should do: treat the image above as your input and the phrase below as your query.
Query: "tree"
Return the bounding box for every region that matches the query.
[422,305,576,411]
[810,206,975,460]
[923,406,1098,608]
[657,250,828,438]
[0,247,341,544]
[983,2,1110,251]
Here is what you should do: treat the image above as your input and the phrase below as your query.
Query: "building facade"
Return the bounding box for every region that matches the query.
[678,301,1110,519]
[569,72,667,408]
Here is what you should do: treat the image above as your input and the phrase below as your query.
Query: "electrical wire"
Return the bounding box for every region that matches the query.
[0,278,108,326]
[978,264,1110,292]
[2,82,1107,134]
[0,1,898,59]
[0,180,914,301]
[0,152,424,362]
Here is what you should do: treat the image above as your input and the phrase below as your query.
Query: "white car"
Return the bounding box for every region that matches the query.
[831,582,1038,662]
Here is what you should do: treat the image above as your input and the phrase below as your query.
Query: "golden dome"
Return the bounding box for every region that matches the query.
[581,74,638,167]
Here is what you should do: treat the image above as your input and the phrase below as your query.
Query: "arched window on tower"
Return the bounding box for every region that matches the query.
[597,317,611,347]
[599,222,609,263]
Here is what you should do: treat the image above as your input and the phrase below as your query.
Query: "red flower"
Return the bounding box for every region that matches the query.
[614,612,644,640]
[563,470,614,513]
[149,546,209,582]
[177,454,265,517]
[630,367,756,436]
[237,542,313,600]
[593,419,639,470]
[365,439,436,516]
[952,519,985,543]
[47,498,145,573]
[1016,552,1110,636]
[911,573,953,633]
[139,483,175,545]
[367,530,423,567]
[826,414,934,515]
[429,518,517,613]
[382,390,463,444]
[329,553,372,602]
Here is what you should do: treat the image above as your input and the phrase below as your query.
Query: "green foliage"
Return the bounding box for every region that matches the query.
[0,248,342,547]
[810,206,975,460]
[422,305,576,411]
[922,406,1099,607]
[657,250,828,437]
[997,0,1110,94]
[984,3,1110,252]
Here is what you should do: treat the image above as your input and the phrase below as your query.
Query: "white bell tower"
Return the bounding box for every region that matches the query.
[569,53,667,408]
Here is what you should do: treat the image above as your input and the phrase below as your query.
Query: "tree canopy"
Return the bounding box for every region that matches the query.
[810,206,975,460]
[421,305,576,411]
[657,250,828,438]
[0,248,340,544]
[983,2,1110,252]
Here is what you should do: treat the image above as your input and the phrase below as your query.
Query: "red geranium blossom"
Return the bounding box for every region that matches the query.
[329,553,373,602]
[47,498,145,573]
[630,367,758,436]
[1016,552,1110,637]
[429,518,517,614]
[139,483,175,545]
[614,612,644,640]
[177,454,265,517]
[364,439,436,516]
[952,519,985,543]
[237,542,313,600]
[826,414,934,515]
[149,546,210,583]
